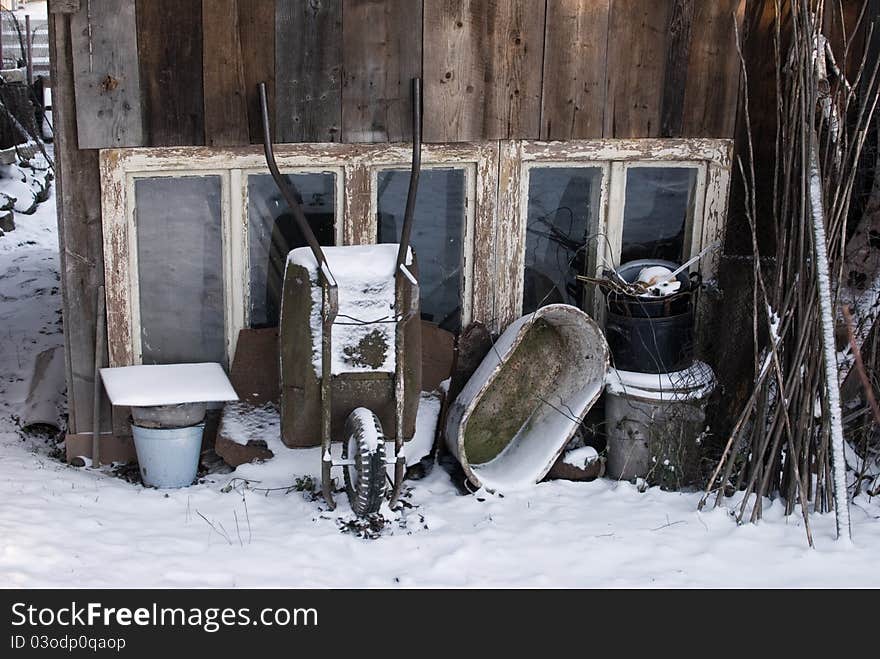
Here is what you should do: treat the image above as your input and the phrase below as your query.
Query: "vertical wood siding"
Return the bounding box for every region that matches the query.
[69,0,144,148]
[68,0,750,148]
[136,0,205,146]
[540,0,610,140]
[238,0,276,144]
[422,0,545,142]
[275,0,343,142]
[605,0,674,138]
[341,0,422,142]
[202,0,251,147]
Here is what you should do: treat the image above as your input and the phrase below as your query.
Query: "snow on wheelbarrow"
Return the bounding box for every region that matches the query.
[445,304,609,492]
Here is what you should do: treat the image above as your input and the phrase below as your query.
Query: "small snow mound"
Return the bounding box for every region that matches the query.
[219,401,280,446]
[562,446,599,468]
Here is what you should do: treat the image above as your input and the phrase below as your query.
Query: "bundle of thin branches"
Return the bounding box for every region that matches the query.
[701,0,880,545]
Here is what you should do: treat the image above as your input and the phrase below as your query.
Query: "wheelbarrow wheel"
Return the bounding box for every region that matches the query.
[343,408,387,516]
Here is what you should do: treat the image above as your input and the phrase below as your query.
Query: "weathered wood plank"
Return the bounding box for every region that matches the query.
[423,0,545,142]
[69,0,143,148]
[238,0,275,144]
[202,0,250,146]
[344,163,373,244]
[136,0,205,146]
[48,10,112,434]
[681,0,744,137]
[50,0,81,14]
[275,0,342,142]
[659,0,695,137]
[605,0,674,138]
[540,0,610,140]
[341,0,422,143]
[494,139,522,330]
[469,142,500,329]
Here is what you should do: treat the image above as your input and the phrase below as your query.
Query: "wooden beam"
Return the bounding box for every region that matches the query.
[202,0,250,147]
[540,0,610,140]
[341,0,422,143]
[275,0,342,142]
[136,0,205,146]
[423,0,545,142]
[69,0,144,148]
[48,10,112,435]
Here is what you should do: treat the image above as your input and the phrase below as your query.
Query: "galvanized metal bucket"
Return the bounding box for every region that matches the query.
[131,422,204,488]
[605,361,715,484]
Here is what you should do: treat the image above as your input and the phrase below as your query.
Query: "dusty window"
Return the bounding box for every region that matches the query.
[134,176,225,365]
[247,172,337,328]
[376,167,467,332]
[620,167,698,264]
[100,140,727,366]
[522,167,602,315]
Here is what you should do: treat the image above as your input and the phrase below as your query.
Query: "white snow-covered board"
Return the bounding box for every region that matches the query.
[100,362,238,407]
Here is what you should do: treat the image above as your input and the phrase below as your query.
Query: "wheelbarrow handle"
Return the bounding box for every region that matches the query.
[396,78,421,271]
[258,82,329,277]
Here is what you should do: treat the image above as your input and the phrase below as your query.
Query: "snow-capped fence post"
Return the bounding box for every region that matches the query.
[808,142,851,541]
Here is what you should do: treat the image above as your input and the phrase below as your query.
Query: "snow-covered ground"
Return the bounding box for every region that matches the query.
[2,182,880,588]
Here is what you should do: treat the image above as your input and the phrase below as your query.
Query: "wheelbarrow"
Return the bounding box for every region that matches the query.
[258,79,423,516]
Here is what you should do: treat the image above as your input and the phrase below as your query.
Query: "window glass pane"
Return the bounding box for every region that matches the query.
[135,176,225,365]
[523,167,602,315]
[377,168,466,332]
[247,172,336,328]
[620,167,697,265]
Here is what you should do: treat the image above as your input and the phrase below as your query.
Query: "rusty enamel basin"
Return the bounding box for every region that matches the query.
[445,304,609,492]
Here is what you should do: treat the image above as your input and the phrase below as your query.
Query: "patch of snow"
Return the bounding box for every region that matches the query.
[401,391,441,466]
[767,304,781,344]
[562,446,599,468]
[100,363,238,407]
[220,392,438,468]
[606,362,716,402]
[218,402,280,447]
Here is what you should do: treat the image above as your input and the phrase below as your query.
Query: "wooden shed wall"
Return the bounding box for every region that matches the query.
[52,0,749,436]
[67,0,747,151]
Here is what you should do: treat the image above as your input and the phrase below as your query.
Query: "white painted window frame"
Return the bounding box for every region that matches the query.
[99,139,730,369]
[125,169,233,367]
[495,138,732,329]
[369,162,478,328]
[99,143,498,368]
[235,164,346,333]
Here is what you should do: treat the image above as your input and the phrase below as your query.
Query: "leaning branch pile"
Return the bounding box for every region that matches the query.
[701,0,880,544]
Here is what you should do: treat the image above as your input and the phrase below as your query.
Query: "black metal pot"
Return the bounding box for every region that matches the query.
[605,309,694,373]
[603,259,696,373]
